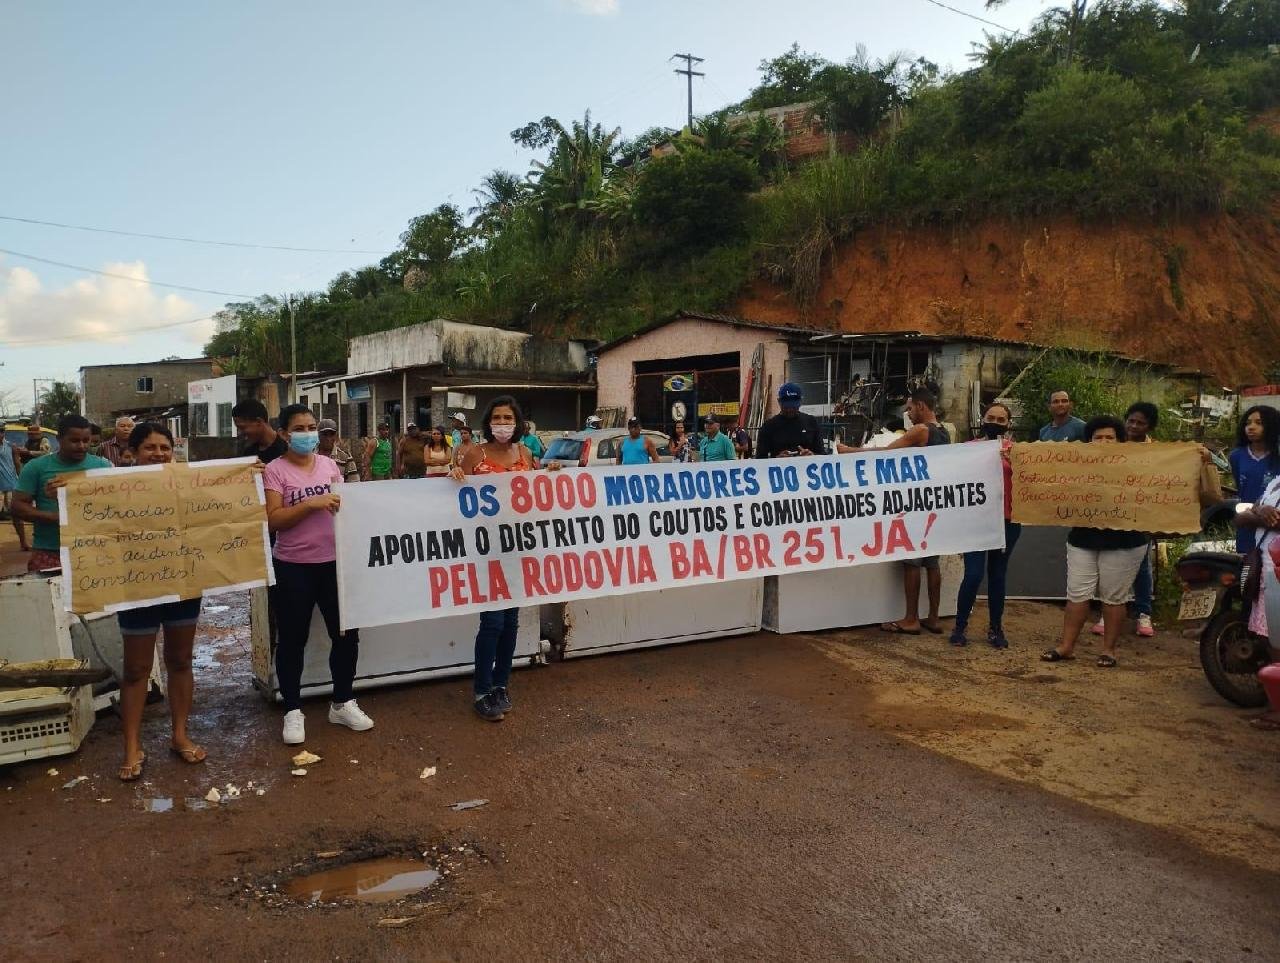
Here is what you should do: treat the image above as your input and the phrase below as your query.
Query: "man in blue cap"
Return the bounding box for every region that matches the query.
[756,382,826,459]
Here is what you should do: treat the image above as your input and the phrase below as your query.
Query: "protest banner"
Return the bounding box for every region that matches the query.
[57,458,273,615]
[335,443,1005,630]
[1009,441,1202,533]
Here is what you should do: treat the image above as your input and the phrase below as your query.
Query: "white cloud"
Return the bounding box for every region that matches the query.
[0,258,212,349]
[566,0,619,15]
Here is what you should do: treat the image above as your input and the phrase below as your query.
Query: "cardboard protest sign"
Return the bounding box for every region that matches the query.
[57,458,273,615]
[336,443,1005,629]
[1010,441,1202,534]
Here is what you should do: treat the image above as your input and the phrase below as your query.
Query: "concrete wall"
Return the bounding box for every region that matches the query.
[596,318,794,421]
[348,319,589,379]
[81,360,216,428]
[933,342,1038,430]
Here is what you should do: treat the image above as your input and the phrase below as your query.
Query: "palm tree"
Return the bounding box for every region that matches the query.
[469,170,526,235]
[37,382,80,423]
[526,112,621,226]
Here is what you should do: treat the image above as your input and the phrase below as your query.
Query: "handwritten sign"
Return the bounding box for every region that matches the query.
[57,458,273,615]
[1010,442,1202,533]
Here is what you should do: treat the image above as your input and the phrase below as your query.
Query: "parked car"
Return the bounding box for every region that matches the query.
[543,429,672,467]
[4,423,60,456]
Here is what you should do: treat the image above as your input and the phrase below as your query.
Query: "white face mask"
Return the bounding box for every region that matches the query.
[490,424,516,443]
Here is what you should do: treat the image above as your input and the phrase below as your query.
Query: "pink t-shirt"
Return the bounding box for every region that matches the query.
[264,454,342,564]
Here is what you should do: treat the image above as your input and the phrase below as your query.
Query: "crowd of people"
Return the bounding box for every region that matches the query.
[4,384,1279,781]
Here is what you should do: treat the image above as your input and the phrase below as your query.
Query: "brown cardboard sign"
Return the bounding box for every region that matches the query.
[58,459,272,614]
[1010,442,1203,534]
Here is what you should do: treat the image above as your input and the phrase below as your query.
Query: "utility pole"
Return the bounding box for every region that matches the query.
[287,295,298,404]
[670,53,705,131]
[32,377,56,423]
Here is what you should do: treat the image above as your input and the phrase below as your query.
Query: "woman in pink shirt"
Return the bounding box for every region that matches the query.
[264,404,374,746]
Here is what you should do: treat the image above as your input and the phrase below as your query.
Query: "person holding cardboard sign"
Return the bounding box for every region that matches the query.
[265,404,374,746]
[112,423,208,782]
[1042,416,1150,669]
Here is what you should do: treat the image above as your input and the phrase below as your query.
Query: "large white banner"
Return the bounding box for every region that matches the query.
[335,443,1005,630]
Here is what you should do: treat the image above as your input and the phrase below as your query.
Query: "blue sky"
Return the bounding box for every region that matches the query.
[0,0,1048,411]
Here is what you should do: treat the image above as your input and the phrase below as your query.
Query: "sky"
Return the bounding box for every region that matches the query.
[0,0,1049,413]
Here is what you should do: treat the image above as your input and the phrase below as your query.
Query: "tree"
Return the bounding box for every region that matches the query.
[743,44,829,109]
[203,297,289,376]
[38,381,80,423]
[399,204,468,266]
[811,48,909,136]
[616,126,678,165]
[469,170,527,236]
[631,149,759,254]
[521,112,621,226]
[989,1,1089,61]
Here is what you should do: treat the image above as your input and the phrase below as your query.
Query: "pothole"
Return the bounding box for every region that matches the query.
[139,797,211,813]
[235,838,488,910]
[285,857,441,905]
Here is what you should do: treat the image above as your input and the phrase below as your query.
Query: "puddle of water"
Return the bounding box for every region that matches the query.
[284,857,441,904]
[139,797,210,813]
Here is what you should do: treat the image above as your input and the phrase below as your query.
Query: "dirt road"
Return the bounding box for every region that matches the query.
[4,589,1280,961]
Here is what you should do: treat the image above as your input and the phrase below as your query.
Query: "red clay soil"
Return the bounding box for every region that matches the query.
[737,205,1280,385]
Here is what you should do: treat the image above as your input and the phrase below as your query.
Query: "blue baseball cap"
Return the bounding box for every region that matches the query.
[778,382,803,409]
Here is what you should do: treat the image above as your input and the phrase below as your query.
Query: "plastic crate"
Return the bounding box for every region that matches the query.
[0,685,94,766]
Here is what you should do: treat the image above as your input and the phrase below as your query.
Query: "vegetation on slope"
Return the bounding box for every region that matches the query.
[207,0,1280,375]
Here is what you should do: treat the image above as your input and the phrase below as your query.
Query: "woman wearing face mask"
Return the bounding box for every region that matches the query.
[264,404,373,745]
[450,395,554,721]
[951,403,1021,649]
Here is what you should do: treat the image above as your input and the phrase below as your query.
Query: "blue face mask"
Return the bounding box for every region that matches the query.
[289,431,319,455]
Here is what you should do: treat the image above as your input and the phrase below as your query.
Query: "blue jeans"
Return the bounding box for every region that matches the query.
[474,607,519,698]
[1133,546,1153,617]
[955,521,1022,635]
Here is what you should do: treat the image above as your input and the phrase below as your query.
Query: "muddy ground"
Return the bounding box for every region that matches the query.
[4,530,1280,959]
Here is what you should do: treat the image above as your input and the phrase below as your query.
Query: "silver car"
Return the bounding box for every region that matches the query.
[542,429,673,467]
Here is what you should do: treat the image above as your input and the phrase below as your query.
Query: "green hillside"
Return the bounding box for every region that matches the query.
[206,0,1280,374]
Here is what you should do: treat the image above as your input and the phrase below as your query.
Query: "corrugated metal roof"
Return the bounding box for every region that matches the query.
[593,309,1173,369]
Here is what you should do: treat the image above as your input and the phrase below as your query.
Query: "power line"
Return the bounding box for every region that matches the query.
[0,213,393,255]
[0,247,255,299]
[4,313,218,346]
[919,0,1013,32]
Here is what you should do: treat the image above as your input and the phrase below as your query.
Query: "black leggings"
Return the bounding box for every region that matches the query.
[273,559,359,711]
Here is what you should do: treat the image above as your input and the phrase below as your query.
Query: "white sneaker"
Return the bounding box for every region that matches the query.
[329,699,374,731]
[282,709,305,745]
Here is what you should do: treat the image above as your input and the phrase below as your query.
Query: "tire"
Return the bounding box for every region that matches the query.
[1199,609,1268,708]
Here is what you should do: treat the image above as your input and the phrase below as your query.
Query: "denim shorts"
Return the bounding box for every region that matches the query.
[117,598,203,636]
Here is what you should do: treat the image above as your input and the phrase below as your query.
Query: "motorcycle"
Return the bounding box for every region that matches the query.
[1175,499,1269,707]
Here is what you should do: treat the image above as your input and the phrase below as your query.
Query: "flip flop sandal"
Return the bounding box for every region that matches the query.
[880,622,922,636]
[1096,654,1118,668]
[1040,649,1074,662]
[118,752,146,782]
[921,623,945,635]
[170,745,207,764]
